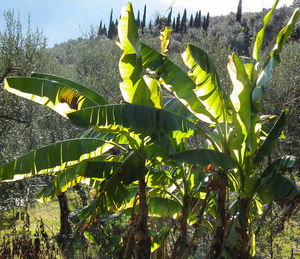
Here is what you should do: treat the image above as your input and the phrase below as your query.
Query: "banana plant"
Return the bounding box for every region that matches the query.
[0,4,198,258]
[0,1,299,259]
[137,1,299,258]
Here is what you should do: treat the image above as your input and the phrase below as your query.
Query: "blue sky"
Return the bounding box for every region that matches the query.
[0,0,294,47]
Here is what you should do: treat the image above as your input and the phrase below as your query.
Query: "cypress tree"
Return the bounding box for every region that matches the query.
[103,24,107,36]
[194,10,201,28]
[203,12,210,31]
[206,12,210,29]
[141,4,146,30]
[175,13,180,33]
[155,16,160,25]
[97,20,102,36]
[190,14,194,27]
[194,12,198,28]
[114,19,118,37]
[167,8,172,25]
[236,0,242,23]
[199,11,202,28]
[202,16,206,31]
[172,17,176,30]
[136,10,140,28]
[193,12,198,28]
[180,9,187,33]
[107,9,114,39]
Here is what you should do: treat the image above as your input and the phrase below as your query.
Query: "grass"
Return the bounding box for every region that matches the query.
[1,186,299,258]
[0,188,95,258]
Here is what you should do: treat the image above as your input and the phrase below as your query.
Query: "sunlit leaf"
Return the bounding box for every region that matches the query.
[31,73,108,105]
[37,159,121,202]
[252,0,279,61]
[148,197,181,217]
[250,231,256,257]
[0,139,112,181]
[227,54,261,164]
[118,3,163,108]
[182,44,229,122]
[163,97,198,121]
[141,43,214,123]
[252,8,299,101]
[67,104,197,139]
[160,27,172,54]
[4,77,106,118]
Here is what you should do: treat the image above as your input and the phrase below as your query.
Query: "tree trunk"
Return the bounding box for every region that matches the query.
[208,171,227,258]
[121,176,151,259]
[122,215,136,259]
[186,191,211,257]
[222,198,251,258]
[239,198,250,254]
[56,192,74,259]
[171,196,190,259]
[135,176,151,259]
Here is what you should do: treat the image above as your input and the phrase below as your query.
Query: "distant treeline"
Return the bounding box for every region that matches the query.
[96,0,299,56]
[97,3,215,39]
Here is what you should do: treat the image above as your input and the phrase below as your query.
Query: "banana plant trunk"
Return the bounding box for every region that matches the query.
[208,171,227,258]
[135,175,151,259]
[171,195,190,259]
[223,198,251,258]
[121,175,151,259]
[238,198,251,254]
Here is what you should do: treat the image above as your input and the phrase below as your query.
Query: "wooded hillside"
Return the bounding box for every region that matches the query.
[0,2,299,258]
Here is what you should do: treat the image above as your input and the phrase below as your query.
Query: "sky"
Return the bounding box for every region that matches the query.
[0,0,294,47]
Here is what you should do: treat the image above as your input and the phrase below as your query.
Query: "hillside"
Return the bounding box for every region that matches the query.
[0,4,299,258]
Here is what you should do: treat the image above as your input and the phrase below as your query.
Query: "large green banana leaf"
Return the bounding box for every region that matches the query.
[31,73,108,105]
[182,44,229,122]
[169,149,240,170]
[4,76,107,118]
[0,138,113,181]
[67,104,197,139]
[257,156,299,204]
[77,128,116,140]
[117,3,163,108]
[252,8,299,101]
[37,159,121,202]
[252,0,279,62]
[148,197,182,217]
[75,150,146,229]
[254,109,289,164]
[260,156,296,180]
[163,97,198,121]
[228,54,251,136]
[227,54,259,162]
[258,174,300,204]
[141,43,214,123]
[40,149,146,208]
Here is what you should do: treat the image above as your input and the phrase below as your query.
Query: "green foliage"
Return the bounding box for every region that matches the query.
[0,1,299,258]
[0,10,47,78]
[253,0,279,62]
